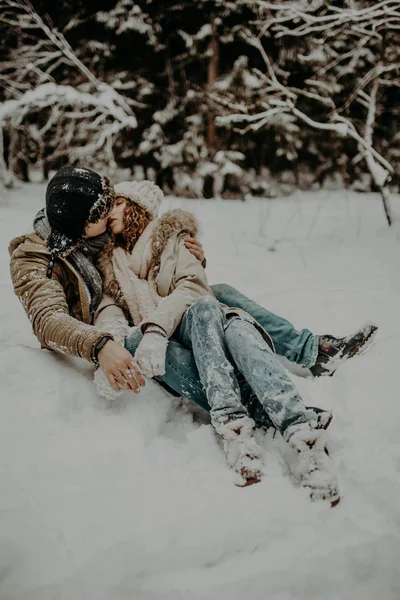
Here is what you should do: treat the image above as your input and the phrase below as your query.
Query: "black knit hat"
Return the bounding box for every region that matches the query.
[45,166,115,277]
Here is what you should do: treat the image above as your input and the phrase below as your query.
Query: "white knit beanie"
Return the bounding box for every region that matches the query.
[114,180,164,218]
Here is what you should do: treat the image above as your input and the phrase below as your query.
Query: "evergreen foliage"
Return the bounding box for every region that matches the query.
[0,0,399,199]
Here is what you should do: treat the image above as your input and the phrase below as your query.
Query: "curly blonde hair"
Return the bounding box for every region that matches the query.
[113,200,152,252]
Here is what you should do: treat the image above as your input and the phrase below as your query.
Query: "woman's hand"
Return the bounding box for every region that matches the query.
[98,339,146,393]
[184,237,205,264]
[134,332,168,379]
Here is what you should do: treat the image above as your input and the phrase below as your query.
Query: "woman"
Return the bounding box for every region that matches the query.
[95,180,340,505]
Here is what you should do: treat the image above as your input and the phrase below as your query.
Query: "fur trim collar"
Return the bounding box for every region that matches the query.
[151,209,198,273]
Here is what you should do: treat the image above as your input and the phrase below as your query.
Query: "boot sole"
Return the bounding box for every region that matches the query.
[347,324,378,358]
[237,476,261,487]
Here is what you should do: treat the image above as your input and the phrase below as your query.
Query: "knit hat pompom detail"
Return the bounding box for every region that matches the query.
[114,180,164,218]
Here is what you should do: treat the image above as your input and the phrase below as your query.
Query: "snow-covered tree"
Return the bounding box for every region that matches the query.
[0,0,398,208]
[0,0,138,183]
[211,1,400,222]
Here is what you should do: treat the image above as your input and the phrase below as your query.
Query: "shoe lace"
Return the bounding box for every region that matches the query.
[319,334,344,350]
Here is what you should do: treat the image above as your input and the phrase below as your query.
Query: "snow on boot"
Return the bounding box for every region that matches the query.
[288,427,340,507]
[307,406,333,430]
[310,322,378,377]
[214,416,263,486]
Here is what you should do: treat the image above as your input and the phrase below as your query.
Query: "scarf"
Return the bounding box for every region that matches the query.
[33,208,108,316]
[111,221,162,326]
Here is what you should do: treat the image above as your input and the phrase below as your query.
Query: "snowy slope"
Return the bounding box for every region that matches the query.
[1,184,400,600]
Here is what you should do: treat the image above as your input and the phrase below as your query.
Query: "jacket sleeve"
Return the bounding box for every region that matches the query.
[141,236,213,338]
[94,294,130,346]
[10,248,113,363]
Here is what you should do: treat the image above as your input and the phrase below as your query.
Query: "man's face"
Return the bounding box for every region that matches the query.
[85,216,109,238]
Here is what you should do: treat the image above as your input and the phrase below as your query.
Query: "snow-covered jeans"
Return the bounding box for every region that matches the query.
[211,284,319,368]
[124,300,317,438]
[176,296,316,437]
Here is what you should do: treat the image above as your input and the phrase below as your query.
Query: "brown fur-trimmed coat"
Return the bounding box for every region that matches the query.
[9,233,115,363]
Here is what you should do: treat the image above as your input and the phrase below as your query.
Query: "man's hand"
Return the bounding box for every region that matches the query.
[98,339,146,393]
[134,333,168,379]
[184,236,205,264]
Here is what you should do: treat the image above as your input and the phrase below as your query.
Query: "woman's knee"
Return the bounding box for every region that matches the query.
[224,316,243,342]
[225,317,263,348]
[188,295,224,322]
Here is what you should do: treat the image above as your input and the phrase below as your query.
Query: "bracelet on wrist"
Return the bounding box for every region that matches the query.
[92,335,113,366]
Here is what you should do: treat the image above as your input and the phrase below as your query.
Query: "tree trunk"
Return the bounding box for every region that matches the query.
[258,141,267,176]
[207,15,219,152]
[379,186,392,226]
[166,53,175,95]
[43,159,49,181]
[0,128,14,188]
[364,76,392,226]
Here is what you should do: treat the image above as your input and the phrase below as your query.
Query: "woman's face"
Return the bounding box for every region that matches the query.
[108,196,127,235]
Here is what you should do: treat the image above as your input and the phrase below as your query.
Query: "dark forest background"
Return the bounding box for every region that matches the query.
[0,0,399,206]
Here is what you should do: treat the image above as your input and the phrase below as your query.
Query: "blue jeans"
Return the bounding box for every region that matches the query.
[211,284,318,367]
[125,326,274,428]
[125,297,316,439]
[177,296,315,437]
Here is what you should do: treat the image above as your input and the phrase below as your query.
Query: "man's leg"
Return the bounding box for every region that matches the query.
[212,283,318,367]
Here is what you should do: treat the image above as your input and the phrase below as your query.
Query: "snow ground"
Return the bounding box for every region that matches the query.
[1,184,400,600]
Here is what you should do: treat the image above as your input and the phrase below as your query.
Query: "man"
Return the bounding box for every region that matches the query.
[9,166,146,392]
[9,167,376,413]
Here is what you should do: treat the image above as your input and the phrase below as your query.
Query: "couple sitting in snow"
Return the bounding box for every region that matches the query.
[9,166,377,506]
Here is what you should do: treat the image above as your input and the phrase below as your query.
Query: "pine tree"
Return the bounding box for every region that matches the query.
[1,0,398,205]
